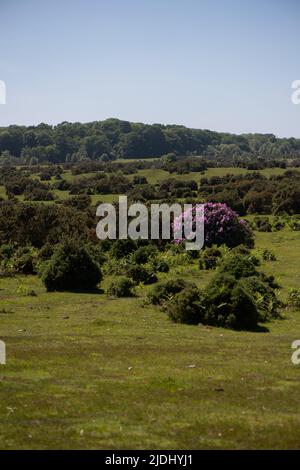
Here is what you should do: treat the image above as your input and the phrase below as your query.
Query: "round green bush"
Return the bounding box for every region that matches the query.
[110,239,137,258]
[218,254,259,279]
[41,240,102,291]
[106,277,135,297]
[199,246,222,270]
[166,287,205,325]
[133,245,158,264]
[147,278,194,305]
[127,264,158,285]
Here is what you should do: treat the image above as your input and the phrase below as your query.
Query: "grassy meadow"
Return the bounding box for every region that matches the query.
[0,227,300,449]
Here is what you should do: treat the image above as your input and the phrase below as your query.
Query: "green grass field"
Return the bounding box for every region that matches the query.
[1,229,300,449]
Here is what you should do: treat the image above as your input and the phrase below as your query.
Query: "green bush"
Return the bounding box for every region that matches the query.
[110,239,137,258]
[288,289,300,309]
[133,245,157,264]
[147,278,194,305]
[199,246,222,270]
[218,253,259,279]
[12,246,38,274]
[242,276,281,321]
[151,259,170,273]
[203,273,259,330]
[262,248,277,262]
[254,216,272,232]
[41,240,102,292]
[166,287,206,325]
[127,264,158,285]
[106,277,135,297]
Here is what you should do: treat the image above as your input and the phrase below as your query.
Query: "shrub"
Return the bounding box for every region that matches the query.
[127,264,158,285]
[151,259,170,273]
[262,248,277,262]
[133,245,157,264]
[242,276,281,321]
[38,243,54,261]
[288,289,300,309]
[147,278,193,305]
[254,216,272,232]
[199,246,222,270]
[166,288,206,325]
[12,246,38,274]
[218,254,259,279]
[110,239,137,258]
[41,240,102,291]
[272,217,285,231]
[204,273,259,330]
[174,202,254,248]
[0,243,14,261]
[106,277,135,297]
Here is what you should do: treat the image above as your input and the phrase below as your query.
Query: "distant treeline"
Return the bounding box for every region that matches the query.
[1,118,300,165]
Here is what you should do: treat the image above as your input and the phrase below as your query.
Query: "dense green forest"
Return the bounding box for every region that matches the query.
[1,118,300,166]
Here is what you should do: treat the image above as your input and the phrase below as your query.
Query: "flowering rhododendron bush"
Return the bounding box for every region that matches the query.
[174,202,254,248]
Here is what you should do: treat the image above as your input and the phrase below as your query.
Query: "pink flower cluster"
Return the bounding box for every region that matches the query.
[174,202,254,248]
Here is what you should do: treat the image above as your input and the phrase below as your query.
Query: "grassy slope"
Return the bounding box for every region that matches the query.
[0,230,300,449]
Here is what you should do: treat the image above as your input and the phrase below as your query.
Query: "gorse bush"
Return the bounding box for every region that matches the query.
[12,246,38,274]
[127,264,158,285]
[151,259,170,273]
[110,239,137,259]
[203,273,259,330]
[41,240,102,292]
[253,216,272,232]
[199,246,222,270]
[166,288,206,325]
[106,277,135,297]
[133,245,158,265]
[153,250,281,330]
[288,289,300,309]
[262,248,277,262]
[147,279,193,305]
[218,253,259,279]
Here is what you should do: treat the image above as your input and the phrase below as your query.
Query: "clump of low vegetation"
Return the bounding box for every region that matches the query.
[41,240,102,292]
[149,253,281,330]
[106,277,135,297]
[199,246,223,270]
[288,289,300,309]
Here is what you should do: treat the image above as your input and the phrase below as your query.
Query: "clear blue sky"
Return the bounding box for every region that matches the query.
[0,0,299,137]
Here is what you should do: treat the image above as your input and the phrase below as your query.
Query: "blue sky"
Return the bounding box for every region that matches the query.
[0,0,299,137]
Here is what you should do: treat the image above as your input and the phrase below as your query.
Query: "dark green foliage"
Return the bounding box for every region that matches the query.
[262,248,277,262]
[253,216,272,232]
[1,119,300,164]
[106,277,135,297]
[242,276,281,321]
[151,259,170,273]
[147,279,194,305]
[203,273,259,330]
[41,240,102,292]
[110,239,137,259]
[166,288,206,325]
[199,246,222,270]
[127,265,158,285]
[288,289,300,309]
[133,245,158,264]
[12,246,38,274]
[218,254,259,279]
